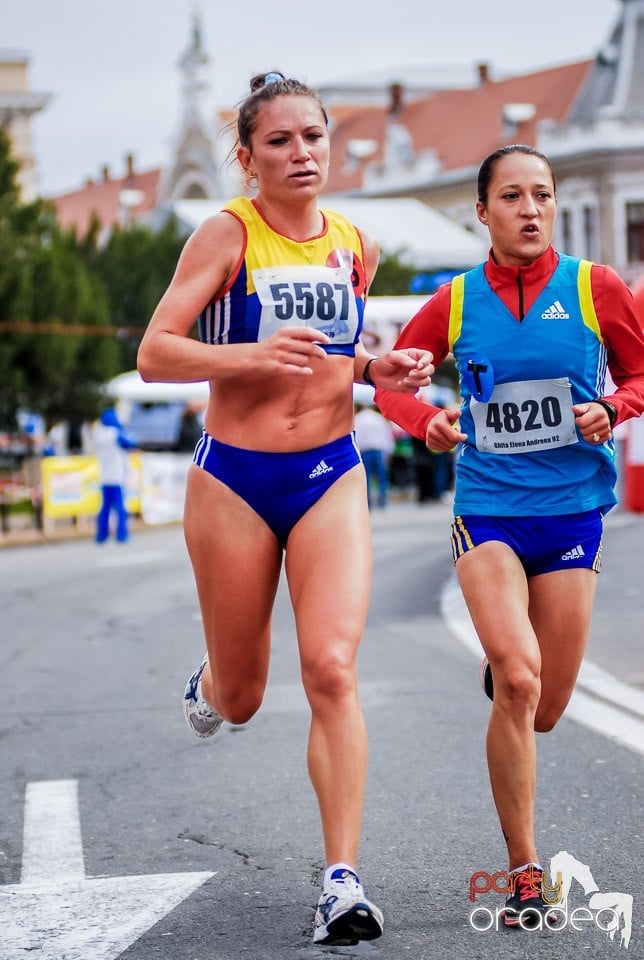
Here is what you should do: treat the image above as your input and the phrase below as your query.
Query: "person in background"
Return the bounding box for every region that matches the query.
[353,403,395,509]
[376,145,644,929]
[137,71,433,946]
[388,422,415,494]
[21,419,44,531]
[175,404,204,452]
[92,407,137,544]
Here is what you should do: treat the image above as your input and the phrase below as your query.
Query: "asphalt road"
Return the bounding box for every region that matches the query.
[0,501,642,959]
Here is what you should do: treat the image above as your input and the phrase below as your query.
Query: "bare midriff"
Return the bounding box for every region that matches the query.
[203,353,355,452]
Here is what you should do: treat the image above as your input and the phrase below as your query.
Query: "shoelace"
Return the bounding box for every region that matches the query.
[195,695,218,718]
[326,875,363,904]
[187,666,218,719]
[513,868,543,902]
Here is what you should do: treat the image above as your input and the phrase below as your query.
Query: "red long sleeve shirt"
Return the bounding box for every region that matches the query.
[376,247,644,441]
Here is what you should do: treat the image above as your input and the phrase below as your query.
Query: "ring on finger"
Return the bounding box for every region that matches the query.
[592,432,600,443]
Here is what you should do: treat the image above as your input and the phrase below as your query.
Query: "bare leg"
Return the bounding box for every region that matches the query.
[529,568,596,732]
[285,466,371,867]
[458,545,598,870]
[183,464,283,724]
[456,542,540,869]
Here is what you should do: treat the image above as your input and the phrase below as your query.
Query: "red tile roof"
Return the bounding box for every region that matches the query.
[48,166,161,237]
[46,62,594,234]
[326,60,593,193]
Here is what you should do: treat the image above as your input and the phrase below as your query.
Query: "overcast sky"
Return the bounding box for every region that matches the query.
[3,0,622,197]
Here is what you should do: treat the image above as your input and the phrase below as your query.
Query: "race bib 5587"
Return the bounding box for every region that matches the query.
[252,265,360,345]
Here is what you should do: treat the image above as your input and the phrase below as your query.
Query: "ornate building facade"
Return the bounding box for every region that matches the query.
[35,1,644,284]
[323,0,644,281]
[0,50,50,201]
[51,12,241,239]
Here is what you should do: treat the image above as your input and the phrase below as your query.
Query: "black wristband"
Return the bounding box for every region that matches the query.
[593,399,618,427]
[363,357,378,386]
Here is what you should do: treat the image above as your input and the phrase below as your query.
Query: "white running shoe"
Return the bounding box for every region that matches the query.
[183,658,224,739]
[313,868,384,945]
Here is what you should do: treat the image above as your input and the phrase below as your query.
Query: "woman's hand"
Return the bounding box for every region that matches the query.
[369,348,434,392]
[254,327,331,375]
[426,408,466,452]
[572,402,613,445]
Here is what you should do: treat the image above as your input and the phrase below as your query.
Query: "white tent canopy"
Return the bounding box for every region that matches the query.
[106,370,378,409]
[105,370,210,404]
[321,197,486,269]
[169,196,486,270]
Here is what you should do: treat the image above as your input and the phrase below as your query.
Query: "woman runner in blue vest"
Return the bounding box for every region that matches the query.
[376,145,644,929]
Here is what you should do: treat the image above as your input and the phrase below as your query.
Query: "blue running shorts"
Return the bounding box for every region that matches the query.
[450,511,603,576]
[193,430,362,547]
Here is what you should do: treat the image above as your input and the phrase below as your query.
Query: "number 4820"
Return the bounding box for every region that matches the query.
[485,397,563,434]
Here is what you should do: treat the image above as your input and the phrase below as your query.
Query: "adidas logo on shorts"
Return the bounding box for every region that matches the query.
[541,300,570,319]
[562,544,585,561]
[309,459,334,479]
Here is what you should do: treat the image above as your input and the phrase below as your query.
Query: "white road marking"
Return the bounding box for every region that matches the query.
[566,688,644,757]
[440,576,644,758]
[0,779,213,960]
[576,659,644,719]
[22,780,84,883]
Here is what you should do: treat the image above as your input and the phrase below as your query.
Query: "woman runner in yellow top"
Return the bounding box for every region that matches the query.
[138,70,433,946]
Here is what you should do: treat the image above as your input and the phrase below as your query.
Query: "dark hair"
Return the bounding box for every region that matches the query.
[477,145,556,203]
[236,71,329,149]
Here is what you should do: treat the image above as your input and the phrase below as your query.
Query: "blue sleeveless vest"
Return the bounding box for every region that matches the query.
[448,254,616,515]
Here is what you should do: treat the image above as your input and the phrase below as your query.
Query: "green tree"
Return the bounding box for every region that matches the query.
[369,250,418,296]
[93,216,186,370]
[0,129,119,430]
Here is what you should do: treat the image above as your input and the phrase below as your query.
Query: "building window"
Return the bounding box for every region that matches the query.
[626,202,644,263]
[560,208,572,254]
[582,205,597,261]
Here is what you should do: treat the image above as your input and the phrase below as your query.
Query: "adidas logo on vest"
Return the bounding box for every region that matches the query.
[541,300,570,319]
[561,544,585,561]
[309,459,334,479]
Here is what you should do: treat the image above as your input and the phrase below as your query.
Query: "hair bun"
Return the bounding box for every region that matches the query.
[250,71,284,92]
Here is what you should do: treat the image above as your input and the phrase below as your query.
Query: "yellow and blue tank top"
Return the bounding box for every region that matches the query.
[198,196,367,356]
[448,253,617,516]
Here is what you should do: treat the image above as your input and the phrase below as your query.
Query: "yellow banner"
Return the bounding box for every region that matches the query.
[41,455,142,519]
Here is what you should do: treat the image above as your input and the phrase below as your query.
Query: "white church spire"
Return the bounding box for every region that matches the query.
[157,7,223,203]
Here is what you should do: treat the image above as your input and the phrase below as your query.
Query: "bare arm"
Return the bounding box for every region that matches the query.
[353,230,434,392]
[137,212,329,384]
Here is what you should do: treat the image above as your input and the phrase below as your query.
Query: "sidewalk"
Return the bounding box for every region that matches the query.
[0,516,150,548]
[0,486,433,549]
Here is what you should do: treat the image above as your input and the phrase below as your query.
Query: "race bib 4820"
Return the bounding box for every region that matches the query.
[470,378,578,454]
